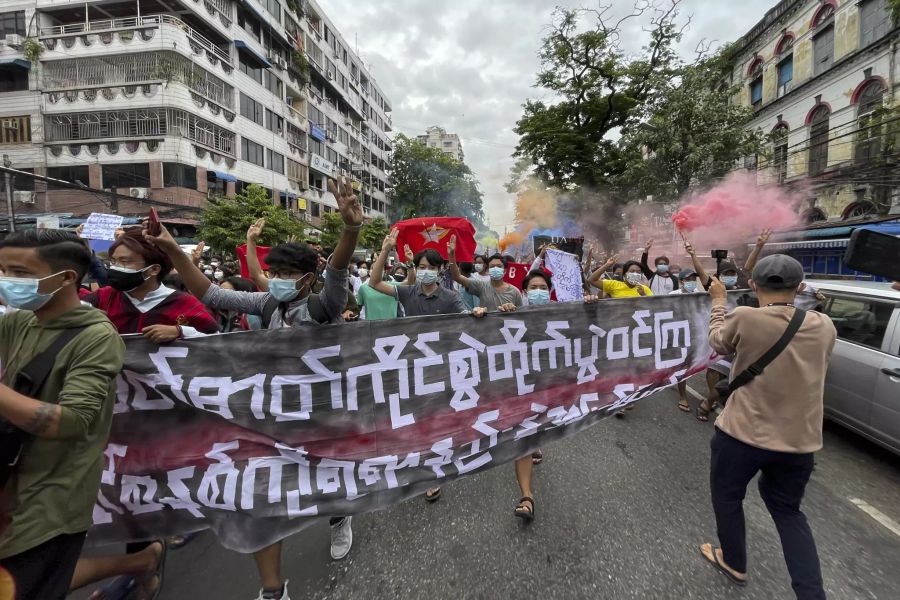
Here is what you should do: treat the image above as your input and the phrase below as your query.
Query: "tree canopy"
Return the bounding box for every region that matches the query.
[388,134,485,227]
[198,184,306,252]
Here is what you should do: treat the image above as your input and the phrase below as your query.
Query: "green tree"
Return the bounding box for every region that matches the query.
[359,216,389,250]
[198,184,306,252]
[318,212,344,250]
[617,50,766,200]
[389,134,485,227]
[511,2,685,244]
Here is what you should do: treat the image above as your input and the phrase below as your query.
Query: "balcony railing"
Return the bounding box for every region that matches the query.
[39,14,232,67]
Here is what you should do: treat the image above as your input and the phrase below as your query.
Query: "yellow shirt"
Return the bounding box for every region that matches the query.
[601,279,653,298]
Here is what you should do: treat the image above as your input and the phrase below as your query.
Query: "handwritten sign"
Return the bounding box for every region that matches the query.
[81,212,123,241]
[544,249,584,302]
[35,216,60,230]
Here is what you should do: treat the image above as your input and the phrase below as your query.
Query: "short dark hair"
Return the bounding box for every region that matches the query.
[458,261,474,276]
[622,260,643,274]
[222,276,257,292]
[109,228,173,279]
[413,248,444,267]
[473,254,488,264]
[264,242,318,274]
[612,263,624,272]
[162,273,187,292]
[487,253,508,268]
[655,255,670,265]
[0,229,92,279]
[522,269,552,291]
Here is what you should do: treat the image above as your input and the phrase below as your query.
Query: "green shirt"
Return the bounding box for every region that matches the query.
[0,306,125,559]
[357,281,400,321]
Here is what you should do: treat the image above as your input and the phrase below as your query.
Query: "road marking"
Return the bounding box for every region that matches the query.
[848,497,900,538]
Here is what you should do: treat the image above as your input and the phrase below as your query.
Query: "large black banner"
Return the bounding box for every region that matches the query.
[91,294,720,553]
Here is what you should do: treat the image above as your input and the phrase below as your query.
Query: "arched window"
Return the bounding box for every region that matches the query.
[748,58,763,108]
[802,208,827,224]
[772,123,789,183]
[812,4,835,76]
[856,80,886,162]
[843,201,877,220]
[808,105,830,176]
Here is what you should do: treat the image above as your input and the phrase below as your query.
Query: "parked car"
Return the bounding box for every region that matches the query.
[807,279,900,455]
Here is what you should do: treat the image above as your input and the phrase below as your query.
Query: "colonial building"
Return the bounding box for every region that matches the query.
[729,0,899,222]
[0,0,392,227]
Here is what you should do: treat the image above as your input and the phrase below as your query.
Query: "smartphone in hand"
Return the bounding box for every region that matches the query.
[148,207,161,237]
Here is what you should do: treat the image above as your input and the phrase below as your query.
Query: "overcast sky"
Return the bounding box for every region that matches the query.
[322,0,777,232]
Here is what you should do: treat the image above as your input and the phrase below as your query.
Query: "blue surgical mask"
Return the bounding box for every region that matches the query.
[656,264,669,273]
[488,266,505,280]
[722,275,739,288]
[682,281,698,293]
[0,271,68,310]
[473,264,484,273]
[417,269,438,285]
[527,289,551,305]
[268,277,301,302]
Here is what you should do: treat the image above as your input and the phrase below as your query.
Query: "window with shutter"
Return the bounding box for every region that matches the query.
[813,25,834,76]
[808,106,830,176]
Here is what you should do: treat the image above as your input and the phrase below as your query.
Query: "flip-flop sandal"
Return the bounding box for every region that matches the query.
[140,539,167,600]
[514,496,535,521]
[699,544,747,587]
[696,406,710,422]
[678,401,691,413]
[531,451,543,465]
[425,487,442,503]
[92,575,136,600]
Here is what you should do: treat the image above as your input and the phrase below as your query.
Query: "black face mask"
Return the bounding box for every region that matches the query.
[107,266,151,292]
[393,273,406,282]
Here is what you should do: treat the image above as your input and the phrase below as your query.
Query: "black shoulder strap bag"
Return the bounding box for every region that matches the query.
[0,326,89,487]
[716,308,807,405]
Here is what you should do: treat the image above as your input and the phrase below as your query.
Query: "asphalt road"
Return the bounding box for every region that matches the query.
[72,379,900,600]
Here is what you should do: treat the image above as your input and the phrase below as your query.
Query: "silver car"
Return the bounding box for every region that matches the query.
[807,279,900,455]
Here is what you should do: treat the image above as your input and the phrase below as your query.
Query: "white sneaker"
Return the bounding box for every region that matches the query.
[330,516,353,560]
[255,580,291,600]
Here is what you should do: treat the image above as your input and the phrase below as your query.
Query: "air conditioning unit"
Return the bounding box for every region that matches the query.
[129,187,149,199]
[275,56,288,70]
[13,191,34,204]
[285,95,294,105]
[344,117,352,126]
[5,34,24,49]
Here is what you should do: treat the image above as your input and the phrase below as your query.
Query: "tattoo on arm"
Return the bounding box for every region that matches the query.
[22,403,58,436]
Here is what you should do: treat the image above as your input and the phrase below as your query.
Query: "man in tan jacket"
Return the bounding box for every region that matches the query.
[699,254,836,600]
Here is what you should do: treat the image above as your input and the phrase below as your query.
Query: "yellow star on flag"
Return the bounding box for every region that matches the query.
[420,223,450,244]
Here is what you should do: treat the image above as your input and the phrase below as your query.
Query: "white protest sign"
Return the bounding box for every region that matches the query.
[35,216,60,230]
[81,212,124,240]
[545,248,584,303]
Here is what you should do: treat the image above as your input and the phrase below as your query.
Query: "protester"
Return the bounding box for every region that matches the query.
[455,261,480,310]
[700,255,835,600]
[81,229,219,342]
[640,239,675,295]
[670,269,702,412]
[368,229,486,502]
[144,177,362,600]
[0,229,126,600]
[219,276,263,331]
[472,254,489,281]
[588,257,652,298]
[448,239,523,311]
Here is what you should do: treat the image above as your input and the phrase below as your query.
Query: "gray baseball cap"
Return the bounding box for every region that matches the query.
[751,254,804,289]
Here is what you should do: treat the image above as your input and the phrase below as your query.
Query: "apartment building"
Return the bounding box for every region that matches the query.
[729,0,899,223]
[417,125,464,162]
[0,0,392,228]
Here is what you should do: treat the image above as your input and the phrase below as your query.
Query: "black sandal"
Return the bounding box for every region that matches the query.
[531,450,543,465]
[514,496,535,521]
[425,487,442,503]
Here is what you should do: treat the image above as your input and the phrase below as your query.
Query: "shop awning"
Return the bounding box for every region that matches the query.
[0,58,32,70]
[756,238,850,250]
[234,41,272,69]
[208,170,237,182]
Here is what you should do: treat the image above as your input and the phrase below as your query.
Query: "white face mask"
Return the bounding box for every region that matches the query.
[474,264,484,273]
[625,272,643,286]
[358,268,369,278]
[214,270,224,281]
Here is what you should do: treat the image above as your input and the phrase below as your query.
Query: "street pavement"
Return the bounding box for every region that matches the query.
[72,378,900,600]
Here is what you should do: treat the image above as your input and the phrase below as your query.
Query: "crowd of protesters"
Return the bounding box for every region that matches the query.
[0,177,849,600]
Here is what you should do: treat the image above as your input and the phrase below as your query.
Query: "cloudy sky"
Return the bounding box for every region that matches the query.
[322,0,777,231]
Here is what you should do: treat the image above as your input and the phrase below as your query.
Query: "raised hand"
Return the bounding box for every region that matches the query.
[447,234,457,258]
[684,240,696,256]
[247,218,265,243]
[75,223,85,237]
[404,244,414,263]
[756,228,772,247]
[191,241,206,265]
[708,276,727,301]
[644,239,653,252]
[143,222,180,253]
[382,228,399,252]
[328,177,363,227]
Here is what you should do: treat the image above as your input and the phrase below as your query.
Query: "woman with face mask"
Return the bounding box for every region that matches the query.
[588,258,652,298]
[670,269,702,413]
[81,229,219,342]
[471,254,489,281]
[639,239,675,295]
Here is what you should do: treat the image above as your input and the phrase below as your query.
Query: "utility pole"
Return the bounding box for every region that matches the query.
[3,154,14,233]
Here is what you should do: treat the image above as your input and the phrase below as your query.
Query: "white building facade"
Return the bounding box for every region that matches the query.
[0,0,392,226]
[729,0,899,222]
[417,125,464,163]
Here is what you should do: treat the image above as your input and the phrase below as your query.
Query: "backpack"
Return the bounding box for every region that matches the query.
[260,292,330,329]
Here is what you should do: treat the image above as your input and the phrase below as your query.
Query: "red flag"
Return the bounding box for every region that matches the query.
[236,244,270,278]
[503,262,530,291]
[394,217,477,263]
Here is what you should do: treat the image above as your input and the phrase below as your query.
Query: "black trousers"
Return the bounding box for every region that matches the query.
[0,532,86,600]
[710,427,825,600]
